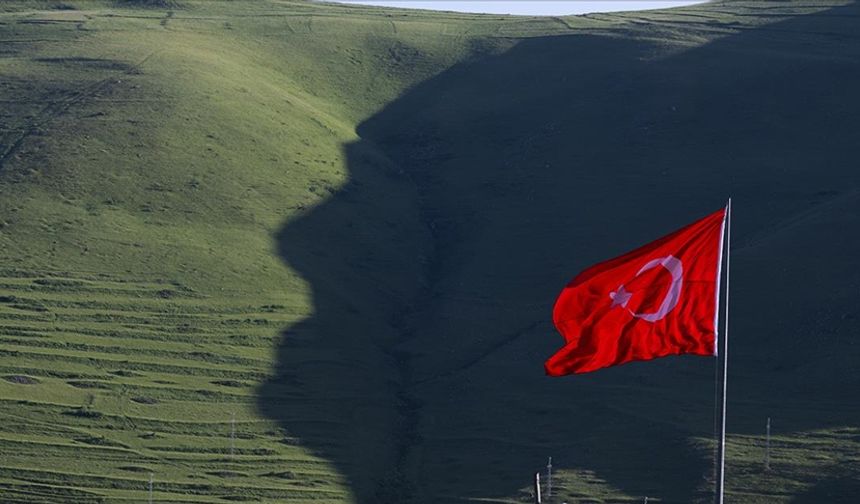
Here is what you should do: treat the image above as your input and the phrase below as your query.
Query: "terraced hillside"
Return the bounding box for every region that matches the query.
[1,1,860,503]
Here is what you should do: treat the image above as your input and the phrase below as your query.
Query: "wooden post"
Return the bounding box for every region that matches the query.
[534,472,542,504]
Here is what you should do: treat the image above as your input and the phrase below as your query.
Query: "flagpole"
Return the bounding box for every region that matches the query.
[717,198,732,504]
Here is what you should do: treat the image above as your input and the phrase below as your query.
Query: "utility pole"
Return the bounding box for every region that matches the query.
[765,417,771,471]
[148,473,153,504]
[230,412,236,458]
[546,457,553,498]
[534,472,542,504]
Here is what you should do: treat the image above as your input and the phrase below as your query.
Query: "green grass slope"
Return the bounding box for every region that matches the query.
[1,1,859,503]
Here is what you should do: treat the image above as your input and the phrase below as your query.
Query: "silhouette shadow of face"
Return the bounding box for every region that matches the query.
[259,2,860,502]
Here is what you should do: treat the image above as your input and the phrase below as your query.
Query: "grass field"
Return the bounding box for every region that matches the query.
[1,0,859,502]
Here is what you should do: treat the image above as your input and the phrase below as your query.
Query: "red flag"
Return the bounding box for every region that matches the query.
[546,207,727,376]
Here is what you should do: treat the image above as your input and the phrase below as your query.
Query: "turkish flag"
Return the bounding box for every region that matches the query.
[546,207,727,376]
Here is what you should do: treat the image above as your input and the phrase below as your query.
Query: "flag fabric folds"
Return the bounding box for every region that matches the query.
[546,207,727,376]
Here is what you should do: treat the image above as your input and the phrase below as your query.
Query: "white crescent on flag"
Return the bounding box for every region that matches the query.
[609,255,684,322]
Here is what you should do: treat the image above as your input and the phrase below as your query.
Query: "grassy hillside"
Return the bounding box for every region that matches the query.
[1,0,859,503]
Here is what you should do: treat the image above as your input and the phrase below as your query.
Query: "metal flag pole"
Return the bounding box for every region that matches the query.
[716,198,732,504]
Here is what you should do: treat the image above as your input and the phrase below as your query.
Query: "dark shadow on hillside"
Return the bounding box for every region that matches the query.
[259,2,860,503]
[791,473,860,504]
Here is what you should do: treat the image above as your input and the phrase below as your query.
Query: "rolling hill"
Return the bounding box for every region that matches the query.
[1,0,859,503]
